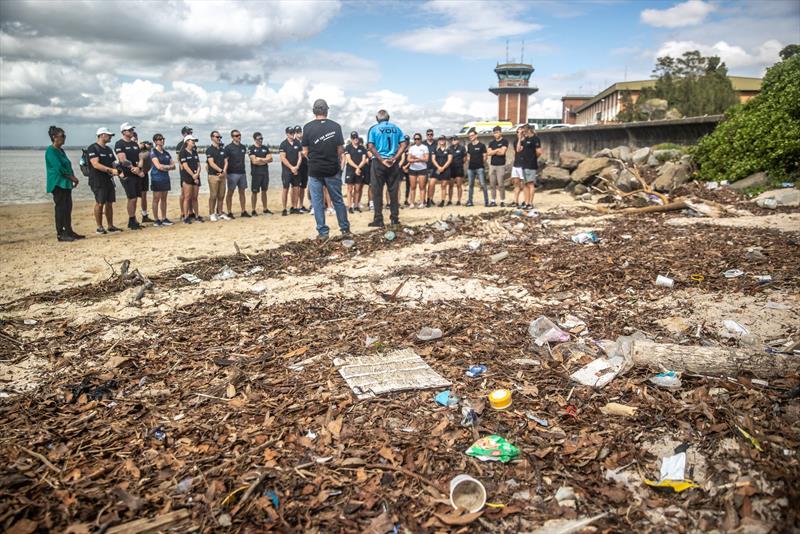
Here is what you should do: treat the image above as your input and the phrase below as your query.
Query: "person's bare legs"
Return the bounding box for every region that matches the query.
[140,190,148,217]
[513,178,522,205]
[238,188,246,213]
[104,202,114,227]
[456,177,464,203]
[182,183,193,220]
[152,192,160,220]
[226,188,234,214]
[192,185,200,217]
[525,182,536,206]
[417,176,427,206]
[160,192,168,220]
[354,183,363,207]
[179,189,185,218]
[440,181,449,205]
[94,203,103,227]
[427,178,437,205]
[260,190,267,212]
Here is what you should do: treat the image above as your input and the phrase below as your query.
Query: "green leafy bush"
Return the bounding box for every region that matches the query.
[693,49,800,183]
[651,143,688,152]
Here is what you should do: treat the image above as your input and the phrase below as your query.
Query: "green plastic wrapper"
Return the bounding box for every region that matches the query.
[465,435,520,462]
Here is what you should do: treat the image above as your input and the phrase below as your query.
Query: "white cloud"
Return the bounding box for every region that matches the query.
[655,39,784,69]
[641,0,715,28]
[385,0,541,57]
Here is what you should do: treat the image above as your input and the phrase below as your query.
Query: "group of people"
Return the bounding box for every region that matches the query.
[44,100,542,241]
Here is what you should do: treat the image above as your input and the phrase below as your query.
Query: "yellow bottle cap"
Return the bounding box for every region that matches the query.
[488,389,512,410]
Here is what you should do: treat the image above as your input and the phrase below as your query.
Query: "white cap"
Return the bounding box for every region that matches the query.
[183,134,198,142]
[120,122,135,132]
[96,127,114,137]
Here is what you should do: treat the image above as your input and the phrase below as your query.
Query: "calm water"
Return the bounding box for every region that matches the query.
[0,149,284,205]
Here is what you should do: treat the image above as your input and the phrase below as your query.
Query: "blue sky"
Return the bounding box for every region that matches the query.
[0,0,797,146]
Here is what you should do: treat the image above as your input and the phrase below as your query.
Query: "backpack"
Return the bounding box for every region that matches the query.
[79,147,91,177]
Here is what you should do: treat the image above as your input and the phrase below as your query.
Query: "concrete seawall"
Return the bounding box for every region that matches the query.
[478,115,723,162]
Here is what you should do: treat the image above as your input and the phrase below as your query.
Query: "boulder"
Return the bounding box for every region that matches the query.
[730,171,770,191]
[571,157,610,183]
[593,148,613,158]
[598,165,619,183]
[631,147,651,165]
[614,168,640,193]
[610,145,631,162]
[680,154,693,165]
[539,166,572,189]
[653,149,682,162]
[653,161,692,192]
[558,150,587,170]
[572,184,589,196]
[753,188,800,207]
[646,154,660,167]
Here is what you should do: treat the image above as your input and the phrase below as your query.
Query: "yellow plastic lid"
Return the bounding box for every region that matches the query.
[488,389,512,410]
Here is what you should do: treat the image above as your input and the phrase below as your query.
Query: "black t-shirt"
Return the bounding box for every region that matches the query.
[206,144,225,175]
[114,138,141,179]
[249,144,270,177]
[518,136,542,170]
[279,139,301,178]
[179,148,200,180]
[433,147,451,168]
[345,144,368,176]
[224,142,248,174]
[176,140,184,155]
[301,119,344,177]
[467,142,487,170]
[423,139,436,169]
[450,144,466,172]
[296,138,307,172]
[86,142,116,186]
[488,138,509,166]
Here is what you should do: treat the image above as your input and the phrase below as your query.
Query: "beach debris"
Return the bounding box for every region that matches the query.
[571,231,600,244]
[488,389,512,410]
[342,239,355,248]
[435,390,459,407]
[212,266,237,281]
[465,364,487,378]
[490,250,509,263]
[243,265,264,276]
[465,435,520,463]
[655,275,674,288]
[736,425,764,452]
[555,486,576,508]
[529,316,570,346]
[467,240,482,250]
[526,413,549,427]
[334,348,450,400]
[649,371,683,389]
[571,355,627,388]
[530,514,608,534]
[723,269,744,279]
[416,326,443,341]
[449,475,487,513]
[177,273,202,284]
[600,402,638,417]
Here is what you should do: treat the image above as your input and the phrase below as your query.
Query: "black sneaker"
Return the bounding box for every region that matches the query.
[341,230,353,237]
[67,231,86,239]
[465,202,474,207]
[108,226,123,232]
[490,201,497,207]
[96,227,107,234]
[500,202,506,207]
[300,206,309,213]
[355,206,362,213]
[264,209,274,215]
[367,221,385,228]
[128,221,143,230]
[141,215,154,223]
[282,209,288,216]
[438,201,445,207]
[289,208,299,214]
[446,201,452,206]
[196,216,204,222]
[227,212,235,219]
[57,234,77,242]
[403,201,410,207]
[456,201,461,206]
[241,211,251,218]
[348,207,354,214]
[183,217,192,224]
[251,210,258,217]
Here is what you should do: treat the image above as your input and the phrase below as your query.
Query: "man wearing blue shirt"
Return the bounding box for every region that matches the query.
[367,109,406,228]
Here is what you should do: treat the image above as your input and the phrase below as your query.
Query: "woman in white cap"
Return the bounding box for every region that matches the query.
[149,133,175,226]
[179,134,202,224]
[87,127,122,234]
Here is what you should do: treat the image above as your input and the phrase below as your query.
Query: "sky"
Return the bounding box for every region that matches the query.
[0,0,797,147]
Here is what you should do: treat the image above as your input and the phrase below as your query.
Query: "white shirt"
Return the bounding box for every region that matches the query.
[408,144,429,171]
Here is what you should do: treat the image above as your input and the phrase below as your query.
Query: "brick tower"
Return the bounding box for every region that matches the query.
[489,63,538,125]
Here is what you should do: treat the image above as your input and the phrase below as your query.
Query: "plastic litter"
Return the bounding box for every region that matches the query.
[723,269,744,278]
[264,489,280,508]
[465,435,520,463]
[781,182,794,188]
[570,356,626,388]
[571,231,600,244]
[488,389,512,410]
[403,228,415,235]
[755,275,772,284]
[176,476,193,493]
[655,275,674,288]
[384,230,396,241]
[460,405,479,427]
[528,316,570,346]
[526,413,549,427]
[365,335,380,347]
[722,319,749,338]
[243,265,264,276]
[435,390,459,407]
[417,326,443,341]
[643,479,699,493]
[424,235,435,244]
[431,221,450,232]
[649,371,682,389]
[736,424,763,451]
[527,209,540,217]
[342,239,355,248]
[600,402,638,417]
[153,428,166,441]
[756,198,778,209]
[177,273,202,284]
[765,301,789,310]
[490,251,509,263]
[212,266,237,281]
[514,209,524,216]
[558,314,586,333]
[449,475,486,513]
[467,240,482,250]
[23,319,38,325]
[660,452,686,481]
[465,364,487,378]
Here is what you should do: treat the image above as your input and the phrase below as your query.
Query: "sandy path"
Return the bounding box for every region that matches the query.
[0,191,580,301]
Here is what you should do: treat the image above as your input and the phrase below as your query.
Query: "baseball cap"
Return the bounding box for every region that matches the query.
[183,134,198,142]
[96,127,114,137]
[350,131,358,139]
[293,125,302,134]
[285,126,293,134]
[449,136,458,141]
[120,122,135,132]
[403,135,410,141]
[181,126,193,134]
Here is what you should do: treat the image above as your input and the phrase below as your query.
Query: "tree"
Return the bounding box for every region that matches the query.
[779,44,800,60]
[693,50,800,183]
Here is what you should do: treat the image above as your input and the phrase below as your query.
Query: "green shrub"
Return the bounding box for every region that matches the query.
[693,49,800,183]
[651,143,687,152]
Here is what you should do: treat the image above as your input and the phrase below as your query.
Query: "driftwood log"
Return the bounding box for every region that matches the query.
[631,341,799,379]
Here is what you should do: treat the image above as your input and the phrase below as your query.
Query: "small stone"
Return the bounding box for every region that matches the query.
[218,513,232,527]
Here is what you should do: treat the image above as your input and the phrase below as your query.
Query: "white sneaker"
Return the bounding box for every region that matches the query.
[309,208,315,215]
[326,207,334,215]
[368,201,374,211]
[210,214,218,222]
[219,213,230,220]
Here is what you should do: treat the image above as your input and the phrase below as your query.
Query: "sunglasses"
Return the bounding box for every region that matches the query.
[255,137,263,141]
[232,134,241,137]
[154,137,164,141]
[212,135,221,139]
[414,137,421,140]
[426,133,433,136]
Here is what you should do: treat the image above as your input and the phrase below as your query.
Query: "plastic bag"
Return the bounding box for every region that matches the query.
[465,435,520,463]
[649,371,682,389]
[528,316,570,346]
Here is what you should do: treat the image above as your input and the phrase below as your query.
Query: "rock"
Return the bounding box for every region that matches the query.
[753,188,800,207]
[653,149,682,162]
[631,147,651,165]
[665,108,683,120]
[730,171,770,191]
[614,168,640,192]
[575,192,593,201]
[610,145,631,162]
[572,184,589,195]
[539,166,572,189]
[593,148,613,158]
[653,161,692,192]
[558,150,587,170]
[646,154,660,167]
[598,165,619,184]
[571,157,610,183]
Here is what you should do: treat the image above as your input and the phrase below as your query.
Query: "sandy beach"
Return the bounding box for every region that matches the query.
[0,190,580,302]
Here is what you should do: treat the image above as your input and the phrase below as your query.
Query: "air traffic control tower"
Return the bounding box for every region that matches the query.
[489,63,538,125]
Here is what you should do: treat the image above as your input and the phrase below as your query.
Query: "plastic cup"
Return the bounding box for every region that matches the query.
[449,475,487,513]
[655,275,674,288]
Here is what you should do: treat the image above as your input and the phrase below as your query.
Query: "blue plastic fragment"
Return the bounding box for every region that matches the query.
[435,390,459,407]
[465,364,487,378]
[264,489,279,508]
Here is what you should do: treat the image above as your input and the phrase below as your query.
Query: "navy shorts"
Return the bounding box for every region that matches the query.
[151,179,170,192]
[251,173,269,192]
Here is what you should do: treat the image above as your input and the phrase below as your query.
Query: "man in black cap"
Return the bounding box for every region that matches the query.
[176,126,192,220]
[248,131,272,216]
[294,125,309,213]
[115,122,145,229]
[278,126,301,216]
[301,99,350,239]
[344,131,368,213]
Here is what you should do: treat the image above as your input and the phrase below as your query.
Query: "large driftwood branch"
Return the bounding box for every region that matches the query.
[631,341,799,379]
